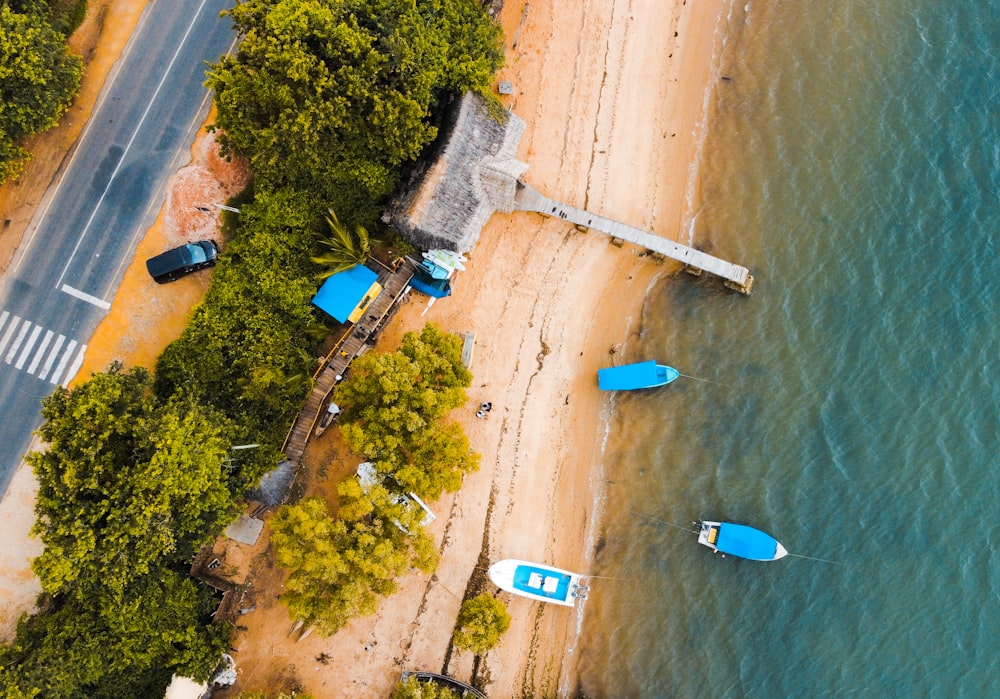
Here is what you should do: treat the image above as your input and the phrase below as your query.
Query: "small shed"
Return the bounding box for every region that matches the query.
[224,515,264,546]
[312,265,382,324]
[164,675,209,699]
[383,91,528,253]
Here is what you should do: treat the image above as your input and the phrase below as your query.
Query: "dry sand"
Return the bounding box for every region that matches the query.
[0,0,735,694]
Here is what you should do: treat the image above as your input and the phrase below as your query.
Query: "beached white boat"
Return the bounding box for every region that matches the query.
[488,559,588,606]
[697,521,788,561]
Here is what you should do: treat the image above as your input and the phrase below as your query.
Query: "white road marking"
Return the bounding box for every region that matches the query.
[27,330,54,374]
[60,284,112,310]
[37,334,65,381]
[15,325,43,370]
[60,344,87,387]
[0,315,21,358]
[4,320,30,364]
[50,340,78,385]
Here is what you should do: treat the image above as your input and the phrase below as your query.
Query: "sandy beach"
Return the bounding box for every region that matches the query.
[217,1,730,696]
[0,0,732,695]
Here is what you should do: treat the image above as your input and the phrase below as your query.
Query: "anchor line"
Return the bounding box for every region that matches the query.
[632,510,701,535]
[785,552,847,566]
[678,373,727,387]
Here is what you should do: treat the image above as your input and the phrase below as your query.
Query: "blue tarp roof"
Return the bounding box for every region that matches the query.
[716,523,780,561]
[312,265,379,323]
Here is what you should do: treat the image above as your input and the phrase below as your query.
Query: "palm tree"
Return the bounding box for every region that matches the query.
[312,209,371,279]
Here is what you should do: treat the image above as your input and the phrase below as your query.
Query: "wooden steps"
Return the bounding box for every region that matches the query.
[281,259,415,464]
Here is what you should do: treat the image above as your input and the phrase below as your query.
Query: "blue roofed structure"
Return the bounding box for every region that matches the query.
[311,265,382,323]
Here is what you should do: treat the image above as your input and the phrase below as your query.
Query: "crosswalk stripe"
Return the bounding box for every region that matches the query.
[37,334,65,381]
[59,344,87,387]
[50,340,78,385]
[0,314,22,359]
[27,330,54,375]
[15,325,43,370]
[0,309,88,383]
[5,320,31,364]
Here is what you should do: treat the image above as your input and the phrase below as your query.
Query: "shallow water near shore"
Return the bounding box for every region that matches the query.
[578,1,1000,696]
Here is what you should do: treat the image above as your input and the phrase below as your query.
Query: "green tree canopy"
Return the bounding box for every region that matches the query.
[29,365,237,597]
[207,0,504,221]
[312,208,372,278]
[154,188,329,485]
[336,322,470,433]
[393,420,478,500]
[335,323,476,497]
[452,593,510,655]
[0,569,226,699]
[271,488,437,636]
[0,3,82,182]
[391,677,461,699]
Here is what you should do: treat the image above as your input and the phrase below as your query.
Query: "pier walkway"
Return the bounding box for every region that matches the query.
[513,181,753,294]
[281,258,415,464]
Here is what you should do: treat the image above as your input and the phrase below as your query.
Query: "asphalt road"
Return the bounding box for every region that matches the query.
[0,0,236,495]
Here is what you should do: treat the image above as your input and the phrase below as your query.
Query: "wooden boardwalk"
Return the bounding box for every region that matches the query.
[513,181,753,294]
[281,259,416,464]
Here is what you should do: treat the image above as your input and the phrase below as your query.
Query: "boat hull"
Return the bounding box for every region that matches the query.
[698,521,788,561]
[488,559,585,606]
[597,360,680,390]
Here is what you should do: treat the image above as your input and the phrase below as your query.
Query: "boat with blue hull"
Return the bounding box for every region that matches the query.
[488,559,588,606]
[598,360,679,390]
[697,521,788,561]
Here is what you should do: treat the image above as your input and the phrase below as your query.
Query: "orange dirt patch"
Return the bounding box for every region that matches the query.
[76,126,250,379]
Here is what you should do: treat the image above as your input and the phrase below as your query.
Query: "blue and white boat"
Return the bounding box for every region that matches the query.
[697,521,788,561]
[488,559,588,607]
[597,360,680,390]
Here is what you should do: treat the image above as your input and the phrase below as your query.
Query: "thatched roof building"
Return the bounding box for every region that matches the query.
[383,91,527,253]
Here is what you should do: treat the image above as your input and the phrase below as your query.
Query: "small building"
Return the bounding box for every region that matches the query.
[383,91,528,253]
[163,675,209,699]
[311,264,382,324]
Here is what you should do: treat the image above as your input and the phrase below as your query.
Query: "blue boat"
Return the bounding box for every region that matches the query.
[488,559,588,606]
[597,360,680,390]
[697,521,788,561]
[410,266,452,298]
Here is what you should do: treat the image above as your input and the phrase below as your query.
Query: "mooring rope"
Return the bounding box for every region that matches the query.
[632,510,701,535]
[785,552,847,566]
[678,372,727,387]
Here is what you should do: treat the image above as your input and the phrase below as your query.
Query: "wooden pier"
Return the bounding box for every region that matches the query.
[281,258,416,464]
[513,181,753,294]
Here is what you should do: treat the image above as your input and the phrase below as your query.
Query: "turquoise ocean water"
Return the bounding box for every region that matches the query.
[578,1,999,696]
